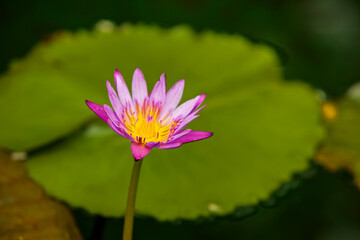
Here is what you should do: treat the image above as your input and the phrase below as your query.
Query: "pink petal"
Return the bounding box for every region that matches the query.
[192,104,206,115]
[146,142,161,148]
[106,80,122,117]
[193,94,206,111]
[106,117,134,141]
[131,142,152,160]
[114,69,133,108]
[85,100,108,122]
[174,114,199,134]
[171,131,213,144]
[149,73,166,105]
[167,129,192,143]
[106,118,126,138]
[174,105,206,133]
[160,79,184,119]
[103,104,130,134]
[159,142,182,149]
[103,104,121,126]
[171,96,199,120]
[132,68,148,106]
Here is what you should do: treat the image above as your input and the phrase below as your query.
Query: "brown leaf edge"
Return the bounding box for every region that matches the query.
[316,100,360,189]
[0,149,83,240]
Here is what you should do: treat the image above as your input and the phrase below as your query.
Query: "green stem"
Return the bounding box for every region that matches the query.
[123,159,143,240]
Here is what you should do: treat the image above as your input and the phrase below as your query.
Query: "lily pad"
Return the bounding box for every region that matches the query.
[0,24,281,151]
[1,23,323,220]
[27,80,323,220]
[0,69,94,151]
[316,84,360,188]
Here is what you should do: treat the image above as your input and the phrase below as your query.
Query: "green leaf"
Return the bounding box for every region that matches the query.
[0,69,93,151]
[26,81,323,220]
[2,23,323,220]
[316,84,360,188]
[0,24,281,151]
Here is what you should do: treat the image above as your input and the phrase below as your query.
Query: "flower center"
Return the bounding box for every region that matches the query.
[122,102,177,144]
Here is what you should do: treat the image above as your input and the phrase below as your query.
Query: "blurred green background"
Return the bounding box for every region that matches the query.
[1,0,360,239]
[2,0,360,97]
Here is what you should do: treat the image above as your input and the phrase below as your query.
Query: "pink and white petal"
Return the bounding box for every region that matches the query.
[146,142,161,148]
[193,94,206,111]
[114,69,133,108]
[104,104,132,136]
[172,131,213,144]
[192,104,206,115]
[132,68,148,106]
[159,79,184,119]
[171,96,199,120]
[119,127,135,142]
[167,129,192,143]
[103,104,121,126]
[106,119,126,137]
[131,142,152,160]
[106,118,134,141]
[175,104,206,133]
[122,130,135,141]
[174,114,199,134]
[85,100,108,122]
[159,142,182,149]
[106,80,122,117]
[149,73,166,105]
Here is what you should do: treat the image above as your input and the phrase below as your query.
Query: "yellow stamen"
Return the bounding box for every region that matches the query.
[123,102,176,143]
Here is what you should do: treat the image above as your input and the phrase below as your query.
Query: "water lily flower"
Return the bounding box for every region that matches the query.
[86,68,213,160]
